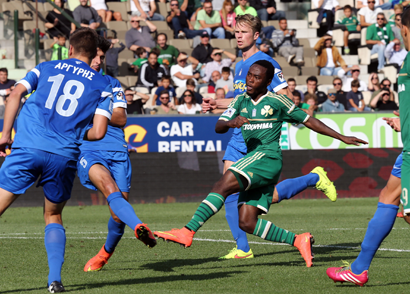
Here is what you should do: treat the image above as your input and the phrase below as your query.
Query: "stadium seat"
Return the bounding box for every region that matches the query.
[157,2,169,18]
[43,1,53,12]
[302,67,318,76]
[317,76,335,85]
[358,46,371,65]
[332,29,344,47]
[382,65,398,84]
[361,28,367,46]
[282,67,298,77]
[2,1,32,21]
[295,76,309,85]
[108,30,127,39]
[150,21,170,31]
[169,39,191,49]
[107,21,128,31]
[304,57,314,67]
[119,50,134,59]
[230,39,237,48]
[304,48,316,58]
[338,0,354,6]
[393,90,399,105]
[298,38,310,48]
[107,2,129,22]
[117,76,129,88]
[210,39,231,49]
[127,76,138,87]
[268,20,279,29]
[199,86,208,95]
[362,91,372,106]
[318,84,333,93]
[261,20,268,27]
[176,87,186,98]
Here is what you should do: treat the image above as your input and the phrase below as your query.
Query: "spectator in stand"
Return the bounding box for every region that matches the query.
[391,12,404,44]
[219,0,236,39]
[385,38,407,69]
[338,65,368,92]
[208,70,221,93]
[304,76,327,105]
[156,33,179,67]
[73,0,101,30]
[203,48,235,82]
[336,5,361,55]
[50,35,68,61]
[292,90,312,116]
[167,0,205,39]
[90,0,112,22]
[347,80,371,112]
[314,34,347,76]
[357,0,393,10]
[366,12,394,71]
[194,0,225,39]
[287,78,304,101]
[312,0,340,33]
[171,53,200,88]
[131,47,148,71]
[153,75,177,106]
[322,89,346,112]
[178,89,202,114]
[106,38,125,77]
[215,87,226,100]
[151,90,179,114]
[271,18,304,66]
[370,87,398,110]
[178,0,202,19]
[389,4,403,24]
[0,68,15,101]
[45,0,75,39]
[215,67,234,94]
[358,0,382,27]
[249,0,285,21]
[184,78,203,104]
[371,77,395,102]
[136,51,167,91]
[367,72,381,92]
[333,77,348,109]
[130,0,165,20]
[126,16,157,54]
[192,31,214,64]
[125,87,150,115]
[303,93,318,115]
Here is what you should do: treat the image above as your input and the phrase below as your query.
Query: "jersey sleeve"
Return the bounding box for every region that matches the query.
[16,63,42,93]
[275,94,309,124]
[219,95,242,121]
[269,60,288,93]
[95,83,114,120]
[110,78,127,109]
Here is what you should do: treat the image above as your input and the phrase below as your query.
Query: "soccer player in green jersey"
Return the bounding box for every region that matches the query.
[154,60,367,267]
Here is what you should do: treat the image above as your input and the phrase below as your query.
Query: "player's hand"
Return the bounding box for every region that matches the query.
[227,116,250,129]
[340,136,368,146]
[383,117,401,132]
[0,136,13,157]
[201,97,216,112]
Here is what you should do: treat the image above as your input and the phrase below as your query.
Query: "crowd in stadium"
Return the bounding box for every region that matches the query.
[0,0,408,116]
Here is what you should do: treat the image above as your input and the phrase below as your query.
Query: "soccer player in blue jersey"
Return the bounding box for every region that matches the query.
[0,28,113,293]
[327,113,409,286]
[202,14,337,260]
[78,36,156,273]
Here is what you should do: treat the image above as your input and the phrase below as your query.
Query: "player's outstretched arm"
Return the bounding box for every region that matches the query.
[303,116,368,146]
[109,108,127,128]
[0,84,27,156]
[215,116,250,133]
[84,114,109,141]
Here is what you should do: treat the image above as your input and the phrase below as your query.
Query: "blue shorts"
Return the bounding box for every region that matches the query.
[0,148,76,203]
[223,142,247,162]
[77,150,132,192]
[391,152,403,178]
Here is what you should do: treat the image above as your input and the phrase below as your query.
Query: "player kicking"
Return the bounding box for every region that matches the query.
[155,60,367,267]
[79,36,156,272]
[202,14,338,260]
[0,28,113,293]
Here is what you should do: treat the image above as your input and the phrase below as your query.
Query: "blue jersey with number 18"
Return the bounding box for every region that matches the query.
[13,59,113,160]
[230,51,288,152]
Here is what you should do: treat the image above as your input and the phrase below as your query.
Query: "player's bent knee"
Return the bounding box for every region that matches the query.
[239,219,256,234]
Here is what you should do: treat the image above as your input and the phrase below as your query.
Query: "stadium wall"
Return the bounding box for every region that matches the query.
[0,148,400,207]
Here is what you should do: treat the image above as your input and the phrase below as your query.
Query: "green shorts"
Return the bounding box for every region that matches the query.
[229,151,282,213]
[401,152,410,215]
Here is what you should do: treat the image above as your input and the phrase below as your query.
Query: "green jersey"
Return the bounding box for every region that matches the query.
[399,52,410,151]
[337,16,360,32]
[219,91,309,155]
[156,45,179,66]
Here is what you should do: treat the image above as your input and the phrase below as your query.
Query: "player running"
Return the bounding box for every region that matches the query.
[79,36,156,272]
[202,14,338,260]
[155,60,367,267]
[0,28,113,293]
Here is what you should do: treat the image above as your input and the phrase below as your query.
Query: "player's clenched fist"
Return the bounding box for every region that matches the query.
[227,116,250,128]
[0,136,13,157]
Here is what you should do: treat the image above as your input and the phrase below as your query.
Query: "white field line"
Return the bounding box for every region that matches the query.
[1,231,410,253]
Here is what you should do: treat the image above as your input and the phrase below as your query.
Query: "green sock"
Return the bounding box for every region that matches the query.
[253,218,296,245]
[186,193,225,232]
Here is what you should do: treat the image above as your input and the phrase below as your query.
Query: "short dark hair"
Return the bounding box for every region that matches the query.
[69,28,98,60]
[203,0,212,4]
[151,47,160,56]
[183,89,196,105]
[186,79,196,87]
[97,35,111,54]
[381,77,391,85]
[343,5,352,11]
[136,47,146,57]
[351,79,360,88]
[306,76,318,84]
[57,34,66,39]
[250,60,275,83]
[287,78,296,83]
[279,17,287,22]
[124,87,133,92]
[0,68,8,74]
[157,33,168,42]
[333,77,342,84]
[222,67,230,74]
[292,90,301,98]
[159,90,170,98]
[149,51,159,58]
[161,75,171,81]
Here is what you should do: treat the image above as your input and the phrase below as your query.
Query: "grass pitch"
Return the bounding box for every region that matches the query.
[1,198,410,293]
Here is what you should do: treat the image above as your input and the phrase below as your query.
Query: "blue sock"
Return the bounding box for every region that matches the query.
[351,202,398,275]
[44,223,66,286]
[104,217,125,254]
[276,173,319,202]
[106,192,142,230]
[225,193,250,252]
